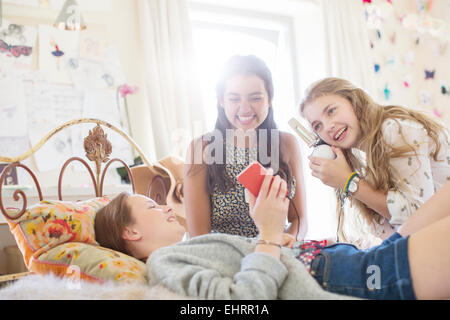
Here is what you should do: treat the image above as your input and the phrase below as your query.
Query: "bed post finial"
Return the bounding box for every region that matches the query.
[83,124,112,195]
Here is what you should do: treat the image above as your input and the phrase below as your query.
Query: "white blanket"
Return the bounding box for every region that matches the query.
[0,274,192,300]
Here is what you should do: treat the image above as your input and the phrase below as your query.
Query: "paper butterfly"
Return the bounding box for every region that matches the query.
[403,75,412,88]
[365,5,382,29]
[377,29,382,39]
[425,69,435,79]
[0,39,33,58]
[386,56,396,66]
[68,58,79,69]
[383,84,391,100]
[433,108,442,118]
[102,73,114,87]
[374,64,380,73]
[442,85,450,95]
[390,32,396,44]
[419,90,432,106]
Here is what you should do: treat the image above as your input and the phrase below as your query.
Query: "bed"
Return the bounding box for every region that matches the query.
[0,118,191,299]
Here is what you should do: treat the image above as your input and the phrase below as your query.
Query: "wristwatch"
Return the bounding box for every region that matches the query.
[347,176,361,195]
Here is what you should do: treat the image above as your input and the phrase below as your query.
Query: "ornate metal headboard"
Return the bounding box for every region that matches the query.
[0,118,169,221]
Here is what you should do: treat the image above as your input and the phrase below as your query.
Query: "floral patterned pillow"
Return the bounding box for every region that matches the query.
[31,242,147,284]
[5,197,110,268]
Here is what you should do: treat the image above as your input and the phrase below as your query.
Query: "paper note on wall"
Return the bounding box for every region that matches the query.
[0,136,30,158]
[68,58,112,89]
[70,88,133,171]
[24,76,84,171]
[79,28,106,62]
[38,25,80,84]
[68,46,126,89]
[0,19,37,69]
[0,72,28,137]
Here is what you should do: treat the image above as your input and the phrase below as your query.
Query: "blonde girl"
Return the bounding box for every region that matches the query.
[300,77,450,242]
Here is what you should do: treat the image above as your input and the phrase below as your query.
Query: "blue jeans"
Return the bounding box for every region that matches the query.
[309,233,416,300]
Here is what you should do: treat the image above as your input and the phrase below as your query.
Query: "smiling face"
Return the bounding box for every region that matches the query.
[303,94,362,149]
[220,74,270,131]
[123,195,185,259]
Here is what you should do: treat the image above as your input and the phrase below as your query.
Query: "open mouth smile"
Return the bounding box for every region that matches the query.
[236,115,256,125]
[333,126,347,141]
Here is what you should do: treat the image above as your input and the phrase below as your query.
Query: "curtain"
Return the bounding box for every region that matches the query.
[137,0,206,160]
[321,0,377,96]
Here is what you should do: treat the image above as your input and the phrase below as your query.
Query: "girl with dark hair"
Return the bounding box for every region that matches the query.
[183,55,307,244]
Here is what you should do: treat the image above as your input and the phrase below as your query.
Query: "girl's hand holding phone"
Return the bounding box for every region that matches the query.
[245,168,290,244]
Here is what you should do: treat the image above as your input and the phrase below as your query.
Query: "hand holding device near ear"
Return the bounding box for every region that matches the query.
[288,118,336,160]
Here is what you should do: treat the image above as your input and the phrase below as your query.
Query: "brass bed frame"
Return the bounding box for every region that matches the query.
[0,118,184,284]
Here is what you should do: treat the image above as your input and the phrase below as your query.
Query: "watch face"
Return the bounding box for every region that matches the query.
[349,177,360,193]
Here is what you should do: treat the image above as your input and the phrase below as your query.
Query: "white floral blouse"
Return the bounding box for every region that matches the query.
[382,118,450,226]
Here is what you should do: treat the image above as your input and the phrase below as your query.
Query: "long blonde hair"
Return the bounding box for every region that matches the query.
[300,77,445,241]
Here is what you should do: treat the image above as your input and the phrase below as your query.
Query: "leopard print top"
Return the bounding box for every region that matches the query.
[210,143,296,238]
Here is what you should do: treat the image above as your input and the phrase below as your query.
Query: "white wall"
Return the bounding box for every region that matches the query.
[1,0,154,189]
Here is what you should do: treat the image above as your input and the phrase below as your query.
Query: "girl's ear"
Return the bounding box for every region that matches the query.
[122,226,142,241]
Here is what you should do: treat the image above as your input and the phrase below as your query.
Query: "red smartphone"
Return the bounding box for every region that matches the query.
[237,161,268,197]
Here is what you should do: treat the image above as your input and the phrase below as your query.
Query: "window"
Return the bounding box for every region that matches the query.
[189,5,297,132]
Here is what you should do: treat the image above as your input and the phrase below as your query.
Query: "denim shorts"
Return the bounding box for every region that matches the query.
[309,232,416,300]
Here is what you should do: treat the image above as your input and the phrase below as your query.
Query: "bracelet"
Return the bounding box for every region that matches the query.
[255,239,282,248]
[339,172,359,203]
[343,172,359,193]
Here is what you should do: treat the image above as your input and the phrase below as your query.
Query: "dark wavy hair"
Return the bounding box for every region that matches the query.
[204,55,293,194]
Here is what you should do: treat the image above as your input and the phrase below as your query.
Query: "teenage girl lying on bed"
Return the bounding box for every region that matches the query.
[94,172,450,300]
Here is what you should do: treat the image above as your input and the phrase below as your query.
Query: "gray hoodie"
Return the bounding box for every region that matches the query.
[147,233,354,300]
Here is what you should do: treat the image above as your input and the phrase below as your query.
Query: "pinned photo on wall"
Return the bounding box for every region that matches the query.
[0,20,37,69]
[0,163,18,186]
[38,24,79,84]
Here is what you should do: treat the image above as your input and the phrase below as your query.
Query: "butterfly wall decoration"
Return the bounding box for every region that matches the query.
[442,85,450,95]
[384,84,391,100]
[0,39,33,58]
[374,63,380,73]
[425,69,435,80]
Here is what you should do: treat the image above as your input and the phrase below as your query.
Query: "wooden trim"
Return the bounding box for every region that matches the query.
[0,272,31,284]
